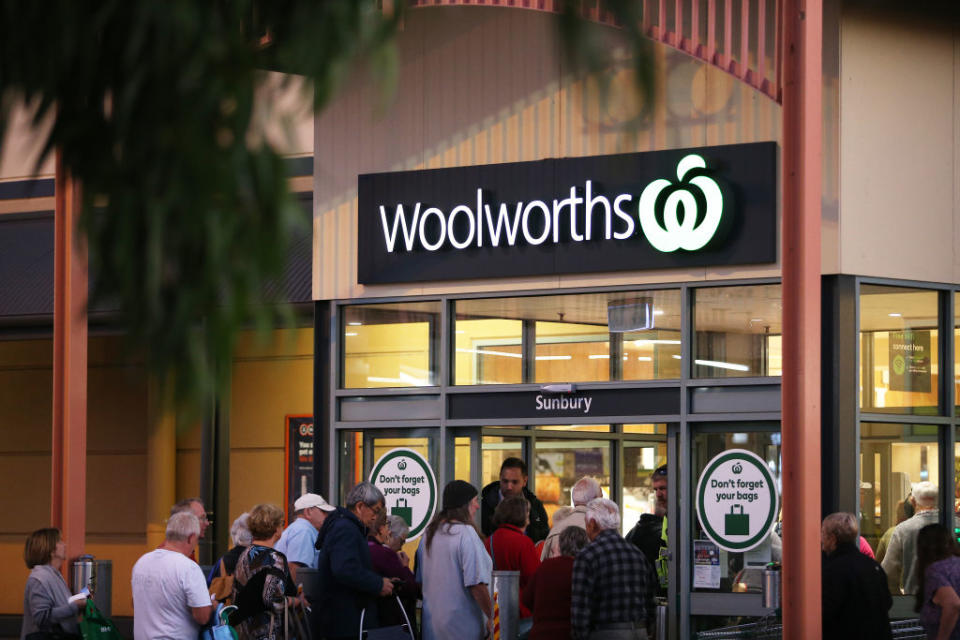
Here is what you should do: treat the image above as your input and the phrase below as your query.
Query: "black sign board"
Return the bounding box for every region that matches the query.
[285,415,315,523]
[358,142,777,284]
[888,330,932,393]
[447,388,680,421]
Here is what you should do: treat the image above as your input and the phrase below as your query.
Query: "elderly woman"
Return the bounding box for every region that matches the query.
[368,514,419,633]
[484,495,541,632]
[208,512,252,587]
[419,480,493,640]
[20,528,85,640]
[523,526,590,640]
[230,504,303,640]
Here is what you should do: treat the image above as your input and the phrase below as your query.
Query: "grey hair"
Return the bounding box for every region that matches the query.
[822,512,859,545]
[572,477,603,506]
[914,482,938,507]
[170,497,203,517]
[385,515,409,543]
[230,512,252,546]
[166,512,200,542]
[345,482,384,509]
[584,498,620,531]
[558,526,589,556]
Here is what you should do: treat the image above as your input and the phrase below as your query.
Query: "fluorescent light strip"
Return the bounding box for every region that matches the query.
[536,355,572,361]
[588,354,610,359]
[633,339,681,346]
[637,356,652,361]
[347,321,362,326]
[456,348,521,358]
[695,359,750,372]
[345,332,358,337]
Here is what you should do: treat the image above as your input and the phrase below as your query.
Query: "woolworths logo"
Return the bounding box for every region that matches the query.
[377,154,726,254]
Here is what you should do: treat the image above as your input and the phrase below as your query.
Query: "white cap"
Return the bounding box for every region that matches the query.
[294,493,335,512]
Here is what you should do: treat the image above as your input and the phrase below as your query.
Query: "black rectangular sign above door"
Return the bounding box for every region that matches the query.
[357,142,777,284]
[447,387,680,421]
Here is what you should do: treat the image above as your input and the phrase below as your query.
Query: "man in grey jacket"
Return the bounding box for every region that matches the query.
[881,481,939,594]
[541,476,603,560]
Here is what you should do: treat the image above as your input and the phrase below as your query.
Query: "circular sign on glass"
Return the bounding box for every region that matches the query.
[369,448,437,541]
[695,449,779,552]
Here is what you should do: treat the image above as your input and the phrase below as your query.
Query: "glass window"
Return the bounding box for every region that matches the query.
[622,436,668,535]
[691,430,781,594]
[337,429,439,502]
[623,424,667,435]
[860,422,938,595]
[454,290,681,385]
[342,301,441,388]
[860,285,939,414]
[955,293,959,414]
[535,438,612,529]
[482,435,524,487]
[693,285,782,378]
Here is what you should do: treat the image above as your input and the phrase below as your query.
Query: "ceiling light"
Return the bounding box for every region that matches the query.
[456,348,521,358]
[588,354,610,360]
[345,332,358,337]
[637,356,652,361]
[347,321,362,326]
[633,339,681,346]
[888,313,902,317]
[536,355,572,361]
[695,359,750,372]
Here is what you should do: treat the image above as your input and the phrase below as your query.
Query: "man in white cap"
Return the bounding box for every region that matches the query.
[275,492,336,578]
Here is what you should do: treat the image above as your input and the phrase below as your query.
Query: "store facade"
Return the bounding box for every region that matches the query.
[310,3,960,636]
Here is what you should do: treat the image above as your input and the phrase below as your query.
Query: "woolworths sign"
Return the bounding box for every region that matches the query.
[357,142,776,284]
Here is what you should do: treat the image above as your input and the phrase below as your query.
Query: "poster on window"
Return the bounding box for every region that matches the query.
[285,415,315,524]
[888,330,931,393]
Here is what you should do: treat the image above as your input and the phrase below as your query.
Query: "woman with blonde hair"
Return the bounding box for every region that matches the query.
[230,504,304,639]
[20,528,85,640]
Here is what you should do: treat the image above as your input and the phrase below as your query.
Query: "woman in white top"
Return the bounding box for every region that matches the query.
[419,480,493,640]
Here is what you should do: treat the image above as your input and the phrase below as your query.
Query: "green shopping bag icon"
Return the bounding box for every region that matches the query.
[724,504,750,536]
[391,497,412,526]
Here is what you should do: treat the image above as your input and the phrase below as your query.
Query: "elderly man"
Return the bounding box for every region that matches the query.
[275,492,335,577]
[882,481,939,594]
[132,512,212,639]
[316,482,394,640]
[571,498,655,640]
[541,476,603,559]
[821,512,892,640]
[481,457,549,542]
[170,497,209,562]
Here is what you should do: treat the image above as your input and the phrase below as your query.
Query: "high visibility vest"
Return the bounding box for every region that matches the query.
[656,516,668,588]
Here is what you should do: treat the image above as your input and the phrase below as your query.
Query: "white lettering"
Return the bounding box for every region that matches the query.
[533,394,593,413]
[584,180,611,241]
[484,201,523,247]
[419,207,446,251]
[522,200,551,245]
[379,203,421,252]
[448,205,476,249]
[613,194,635,239]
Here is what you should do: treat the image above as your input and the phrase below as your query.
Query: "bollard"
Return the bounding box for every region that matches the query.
[491,570,520,640]
[93,559,112,618]
[654,599,667,640]
[71,554,96,595]
[761,562,781,610]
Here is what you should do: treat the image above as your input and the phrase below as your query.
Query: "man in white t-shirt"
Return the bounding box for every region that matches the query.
[132,512,212,639]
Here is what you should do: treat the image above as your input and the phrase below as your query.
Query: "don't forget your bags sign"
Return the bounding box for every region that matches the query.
[357,142,776,284]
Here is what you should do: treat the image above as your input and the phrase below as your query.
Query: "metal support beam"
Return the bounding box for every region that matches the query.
[51,150,88,567]
[780,0,823,638]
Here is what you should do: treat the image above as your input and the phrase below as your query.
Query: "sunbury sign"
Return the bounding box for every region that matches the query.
[357,142,776,284]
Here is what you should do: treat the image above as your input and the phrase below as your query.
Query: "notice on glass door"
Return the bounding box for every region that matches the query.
[694,539,721,589]
[888,330,931,392]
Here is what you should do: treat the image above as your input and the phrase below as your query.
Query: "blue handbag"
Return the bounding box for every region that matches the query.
[200,604,238,640]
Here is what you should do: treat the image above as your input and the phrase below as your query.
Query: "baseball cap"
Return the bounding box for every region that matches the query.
[294,493,336,512]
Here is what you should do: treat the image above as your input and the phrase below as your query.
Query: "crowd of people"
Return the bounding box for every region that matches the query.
[21,460,960,640]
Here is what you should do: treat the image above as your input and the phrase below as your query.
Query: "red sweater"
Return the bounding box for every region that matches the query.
[485,524,541,618]
[521,556,575,640]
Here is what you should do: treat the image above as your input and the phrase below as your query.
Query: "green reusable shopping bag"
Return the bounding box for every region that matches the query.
[724,504,750,536]
[391,498,413,527]
[79,599,123,640]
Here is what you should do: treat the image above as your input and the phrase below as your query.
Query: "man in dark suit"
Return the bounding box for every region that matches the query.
[821,511,893,640]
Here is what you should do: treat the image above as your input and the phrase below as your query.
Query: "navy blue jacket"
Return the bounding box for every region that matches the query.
[315,507,383,637]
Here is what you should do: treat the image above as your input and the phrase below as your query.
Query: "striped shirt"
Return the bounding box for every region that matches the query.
[570,529,656,640]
